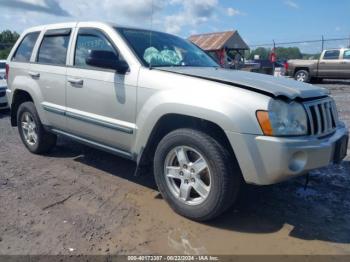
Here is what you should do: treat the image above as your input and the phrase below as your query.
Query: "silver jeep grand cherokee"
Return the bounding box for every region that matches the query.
[5,22,349,221]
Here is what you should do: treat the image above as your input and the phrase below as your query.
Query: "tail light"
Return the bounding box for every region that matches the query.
[284,62,289,71]
[5,64,9,80]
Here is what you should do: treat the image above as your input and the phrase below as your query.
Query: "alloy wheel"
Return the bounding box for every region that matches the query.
[164,146,211,205]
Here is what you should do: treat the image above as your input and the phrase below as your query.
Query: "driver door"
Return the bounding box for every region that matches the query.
[65,27,137,152]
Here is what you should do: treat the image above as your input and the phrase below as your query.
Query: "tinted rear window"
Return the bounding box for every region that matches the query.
[323,50,340,60]
[37,29,71,65]
[12,32,40,62]
[343,50,350,60]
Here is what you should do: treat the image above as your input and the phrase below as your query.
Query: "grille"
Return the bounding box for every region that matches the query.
[303,98,338,136]
[0,102,7,108]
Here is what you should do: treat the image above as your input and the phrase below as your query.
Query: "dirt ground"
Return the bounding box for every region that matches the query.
[0,80,349,255]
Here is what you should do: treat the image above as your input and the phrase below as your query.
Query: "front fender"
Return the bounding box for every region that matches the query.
[132,87,269,155]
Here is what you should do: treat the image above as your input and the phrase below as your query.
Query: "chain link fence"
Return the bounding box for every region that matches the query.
[248,36,350,61]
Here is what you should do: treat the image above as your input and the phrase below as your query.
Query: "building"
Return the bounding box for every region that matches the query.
[189,30,249,68]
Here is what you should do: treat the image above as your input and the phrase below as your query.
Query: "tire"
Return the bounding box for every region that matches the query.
[294,70,310,83]
[311,77,323,84]
[17,101,57,154]
[153,128,242,221]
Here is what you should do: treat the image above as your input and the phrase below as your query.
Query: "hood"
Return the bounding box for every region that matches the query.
[156,67,329,100]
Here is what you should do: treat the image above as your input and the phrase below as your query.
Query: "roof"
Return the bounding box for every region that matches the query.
[189,30,249,51]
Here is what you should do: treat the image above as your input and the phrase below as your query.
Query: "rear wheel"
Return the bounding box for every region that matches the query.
[17,102,57,154]
[153,128,242,221]
[294,70,310,83]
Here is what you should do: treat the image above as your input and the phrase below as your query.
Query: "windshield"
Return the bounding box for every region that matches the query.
[116,28,218,68]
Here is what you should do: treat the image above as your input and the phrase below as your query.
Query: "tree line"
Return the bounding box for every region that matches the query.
[0,30,20,59]
[246,47,320,61]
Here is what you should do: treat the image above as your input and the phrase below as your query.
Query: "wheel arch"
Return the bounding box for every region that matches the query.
[10,89,34,126]
[137,113,238,170]
[294,67,310,75]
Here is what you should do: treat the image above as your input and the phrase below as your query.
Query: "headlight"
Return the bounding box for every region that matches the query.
[256,100,308,136]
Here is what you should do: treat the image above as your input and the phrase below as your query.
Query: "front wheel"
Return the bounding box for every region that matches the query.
[153,128,242,221]
[294,70,310,83]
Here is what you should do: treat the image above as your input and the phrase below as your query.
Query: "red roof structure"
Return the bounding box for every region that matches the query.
[189,30,249,51]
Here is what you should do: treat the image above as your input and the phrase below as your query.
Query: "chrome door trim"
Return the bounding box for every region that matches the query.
[65,111,134,134]
[42,103,134,134]
[42,104,65,116]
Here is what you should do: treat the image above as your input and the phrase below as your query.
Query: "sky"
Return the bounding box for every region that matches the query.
[0,0,349,52]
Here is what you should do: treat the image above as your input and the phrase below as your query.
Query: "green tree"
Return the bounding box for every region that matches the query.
[247,47,270,60]
[246,46,303,61]
[0,30,20,59]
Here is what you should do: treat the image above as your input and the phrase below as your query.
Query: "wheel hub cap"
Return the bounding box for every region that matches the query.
[21,112,38,146]
[164,146,211,205]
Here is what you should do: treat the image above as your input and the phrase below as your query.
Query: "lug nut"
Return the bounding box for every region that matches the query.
[184,179,189,184]
[191,178,195,182]
[179,171,184,176]
[183,164,188,169]
[190,169,195,173]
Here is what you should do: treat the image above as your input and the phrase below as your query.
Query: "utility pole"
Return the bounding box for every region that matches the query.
[272,40,276,75]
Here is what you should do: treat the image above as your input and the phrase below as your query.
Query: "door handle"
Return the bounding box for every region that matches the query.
[28,71,40,78]
[68,78,84,86]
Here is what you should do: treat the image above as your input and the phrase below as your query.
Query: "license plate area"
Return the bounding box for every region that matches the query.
[334,135,349,164]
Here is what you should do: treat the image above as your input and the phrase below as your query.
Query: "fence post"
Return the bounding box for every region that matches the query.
[321,35,324,52]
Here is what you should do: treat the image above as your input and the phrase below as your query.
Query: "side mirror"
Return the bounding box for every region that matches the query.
[86,50,129,74]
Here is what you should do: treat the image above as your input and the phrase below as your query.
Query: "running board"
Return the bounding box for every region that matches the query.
[51,129,135,161]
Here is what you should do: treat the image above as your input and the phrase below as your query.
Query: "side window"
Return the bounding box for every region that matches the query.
[12,32,40,62]
[37,29,71,65]
[343,50,350,60]
[74,28,123,69]
[323,50,340,60]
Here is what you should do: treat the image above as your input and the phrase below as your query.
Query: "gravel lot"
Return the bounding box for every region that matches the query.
[0,80,349,255]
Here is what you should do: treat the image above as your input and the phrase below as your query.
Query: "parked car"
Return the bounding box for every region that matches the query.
[285,48,350,82]
[243,59,285,76]
[0,76,9,109]
[0,60,6,78]
[6,22,349,221]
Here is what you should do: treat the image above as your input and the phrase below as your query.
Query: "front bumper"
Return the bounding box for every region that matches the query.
[226,123,349,185]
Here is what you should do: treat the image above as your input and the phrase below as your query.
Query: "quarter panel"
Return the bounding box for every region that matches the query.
[7,62,49,125]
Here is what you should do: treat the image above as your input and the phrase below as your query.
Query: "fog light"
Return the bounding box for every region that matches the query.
[289,151,307,173]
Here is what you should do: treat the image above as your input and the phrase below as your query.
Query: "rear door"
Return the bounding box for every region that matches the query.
[65,27,137,152]
[318,50,341,78]
[340,49,350,78]
[29,26,74,130]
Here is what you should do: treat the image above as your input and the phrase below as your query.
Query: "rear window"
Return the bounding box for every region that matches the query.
[323,50,340,60]
[343,50,350,60]
[12,32,40,62]
[37,29,71,65]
